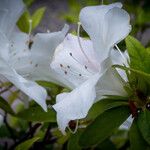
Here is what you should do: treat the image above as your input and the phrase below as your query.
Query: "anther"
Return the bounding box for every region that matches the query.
[28,40,33,49]
[35,64,38,67]
[60,64,63,67]
[64,71,67,75]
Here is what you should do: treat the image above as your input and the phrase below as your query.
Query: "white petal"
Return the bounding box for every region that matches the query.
[96,67,127,100]
[0,33,9,61]
[53,73,100,134]
[110,49,129,81]
[9,25,70,87]
[51,34,99,88]
[119,115,133,130]
[0,58,47,111]
[79,3,131,61]
[103,7,131,50]
[0,0,24,37]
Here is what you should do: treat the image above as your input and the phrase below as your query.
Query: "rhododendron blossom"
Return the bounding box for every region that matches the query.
[51,3,131,133]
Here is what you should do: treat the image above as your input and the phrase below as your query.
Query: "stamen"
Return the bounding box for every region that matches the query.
[59,63,89,78]
[35,64,38,67]
[28,19,32,37]
[68,120,79,134]
[27,19,34,50]
[64,71,67,75]
[77,22,98,71]
[69,52,93,74]
[77,22,91,63]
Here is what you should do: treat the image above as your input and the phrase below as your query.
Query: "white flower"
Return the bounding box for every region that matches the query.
[0,0,69,111]
[51,3,131,133]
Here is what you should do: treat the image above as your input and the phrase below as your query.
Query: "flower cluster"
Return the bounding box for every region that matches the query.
[0,1,150,148]
[0,0,131,132]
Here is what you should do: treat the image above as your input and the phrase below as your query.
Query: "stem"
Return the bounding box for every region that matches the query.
[9,123,41,150]
[4,113,16,142]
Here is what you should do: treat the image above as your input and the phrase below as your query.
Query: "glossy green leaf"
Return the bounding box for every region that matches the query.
[16,106,56,122]
[125,36,150,73]
[137,110,150,145]
[17,11,30,33]
[67,131,82,150]
[15,137,40,150]
[129,120,149,150]
[87,98,128,120]
[0,97,14,115]
[79,106,130,147]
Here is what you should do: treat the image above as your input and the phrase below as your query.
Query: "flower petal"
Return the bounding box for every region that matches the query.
[119,115,133,130]
[103,7,131,51]
[79,3,131,61]
[0,33,9,61]
[10,25,70,87]
[0,0,24,37]
[96,67,127,100]
[51,34,99,89]
[0,58,47,111]
[53,73,100,134]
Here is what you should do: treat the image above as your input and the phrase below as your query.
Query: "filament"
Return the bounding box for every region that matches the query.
[28,19,33,37]
[77,22,98,71]
[77,22,91,63]
[68,120,79,134]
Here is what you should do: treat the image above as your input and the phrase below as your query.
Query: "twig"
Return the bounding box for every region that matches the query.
[9,123,41,150]
[3,113,16,142]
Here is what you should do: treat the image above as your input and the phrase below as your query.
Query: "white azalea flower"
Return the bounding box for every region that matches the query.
[51,3,131,133]
[0,0,69,111]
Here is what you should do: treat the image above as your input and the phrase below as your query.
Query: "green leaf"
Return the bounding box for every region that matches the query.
[17,7,45,33]
[137,110,150,145]
[17,11,31,33]
[86,98,128,120]
[16,106,56,122]
[114,65,150,86]
[15,137,40,150]
[129,120,149,150]
[79,106,130,147]
[125,35,150,73]
[0,125,11,138]
[23,0,35,7]
[97,139,117,150]
[31,7,46,30]
[111,130,128,149]
[67,131,82,150]
[0,97,14,115]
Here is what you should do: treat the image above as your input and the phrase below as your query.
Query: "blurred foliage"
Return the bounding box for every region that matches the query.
[17,7,46,33]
